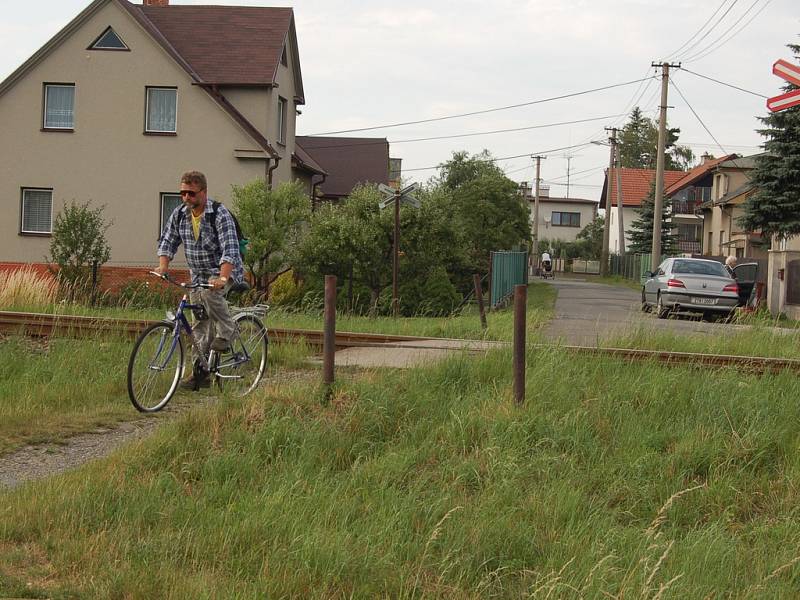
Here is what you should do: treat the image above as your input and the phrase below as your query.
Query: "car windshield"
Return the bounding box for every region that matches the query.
[672,260,727,277]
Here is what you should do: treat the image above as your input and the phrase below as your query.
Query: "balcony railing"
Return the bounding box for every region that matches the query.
[672,199,703,215]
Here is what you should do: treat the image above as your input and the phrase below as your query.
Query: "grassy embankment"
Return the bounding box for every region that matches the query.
[0,285,555,454]
[2,346,800,597]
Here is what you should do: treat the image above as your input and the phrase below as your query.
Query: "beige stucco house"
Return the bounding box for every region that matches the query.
[697,154,765,259]
[0,0,319,278]
[519,184,598,244]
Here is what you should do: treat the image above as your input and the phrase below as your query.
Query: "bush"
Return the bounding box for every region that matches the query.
[269,270,304,307]
[47,201,111,301]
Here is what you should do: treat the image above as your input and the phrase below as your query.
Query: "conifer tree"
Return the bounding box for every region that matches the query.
[626,180,679,256]
[740,40,800,241]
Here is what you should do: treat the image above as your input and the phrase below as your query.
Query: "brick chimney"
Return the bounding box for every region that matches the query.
[143,0,169,6]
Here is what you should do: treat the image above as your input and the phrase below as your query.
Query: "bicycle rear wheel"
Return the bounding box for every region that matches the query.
[127,322,183,412]
[216,313,267,396]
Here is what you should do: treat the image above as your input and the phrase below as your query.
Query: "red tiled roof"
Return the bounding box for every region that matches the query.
[664,154,737,195]
[296,137,389,198]
[602,168,686,208]
[129,3,292,86]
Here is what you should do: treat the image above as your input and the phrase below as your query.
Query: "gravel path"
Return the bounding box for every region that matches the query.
[0,370,315,491]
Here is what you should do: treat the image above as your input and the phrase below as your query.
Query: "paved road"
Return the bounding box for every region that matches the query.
[542,278,755,346]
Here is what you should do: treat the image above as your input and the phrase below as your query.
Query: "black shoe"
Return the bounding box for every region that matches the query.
[180,372,211,390]
[210,337,231,352]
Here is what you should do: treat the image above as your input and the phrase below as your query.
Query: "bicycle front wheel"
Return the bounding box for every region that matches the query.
[216,313,268,396]
[127,322,183,412]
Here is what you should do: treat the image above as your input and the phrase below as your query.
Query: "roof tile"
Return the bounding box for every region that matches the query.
[604,168,686,207]
[134,3,293,85]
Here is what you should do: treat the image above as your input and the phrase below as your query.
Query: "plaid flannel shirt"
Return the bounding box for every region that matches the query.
[157,199,244,285]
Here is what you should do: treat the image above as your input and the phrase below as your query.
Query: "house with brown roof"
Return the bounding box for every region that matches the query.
[600,167,685,254]
[295,136,395,205]
[0,0,315,278]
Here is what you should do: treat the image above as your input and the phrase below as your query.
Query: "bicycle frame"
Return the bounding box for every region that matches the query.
[151,274,261,379]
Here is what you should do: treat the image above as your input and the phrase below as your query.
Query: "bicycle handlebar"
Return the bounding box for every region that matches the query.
[148,271,214,289]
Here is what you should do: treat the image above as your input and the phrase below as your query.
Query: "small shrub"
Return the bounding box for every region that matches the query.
[0,266,58,310]
[269,270,304,306]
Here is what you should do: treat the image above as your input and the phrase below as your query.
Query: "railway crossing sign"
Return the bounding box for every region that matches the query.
[378,183,419,317]
[767,59,800,112]
[379,183,419,209]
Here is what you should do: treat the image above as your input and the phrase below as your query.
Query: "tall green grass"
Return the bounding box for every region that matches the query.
[2,348,799,597]
[0,283,557,342]
[0,334,314,455]
[609,322,800,359]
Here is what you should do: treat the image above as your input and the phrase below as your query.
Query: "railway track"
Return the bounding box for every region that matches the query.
[1,310,799,375]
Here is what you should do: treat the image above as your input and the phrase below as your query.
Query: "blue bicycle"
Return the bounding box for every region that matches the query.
[127,272,268,412]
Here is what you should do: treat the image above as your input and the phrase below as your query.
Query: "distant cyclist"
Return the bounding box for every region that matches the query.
[155,170,244,389]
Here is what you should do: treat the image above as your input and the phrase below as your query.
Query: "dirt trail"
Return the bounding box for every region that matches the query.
[0,370,314,491]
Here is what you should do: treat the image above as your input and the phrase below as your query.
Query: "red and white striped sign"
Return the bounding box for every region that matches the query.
[767,89,800,112]
[773,59,800,86]
[768,59,800,112]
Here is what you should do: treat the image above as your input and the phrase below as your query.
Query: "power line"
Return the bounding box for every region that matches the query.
[402,141,599,173]
[664,0,733,61]
[672,0,740,61]
[669,79,747,171]
[307,77,656,135]
[298,114,623,150]
[677,67,768,98]
[681,0,772,63]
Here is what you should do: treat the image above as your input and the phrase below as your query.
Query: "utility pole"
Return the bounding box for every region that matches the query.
[651,61,680,261]
[601,138,613,275]
[615,140,626,257]
[531,155,546,272]
[605,127,625,257]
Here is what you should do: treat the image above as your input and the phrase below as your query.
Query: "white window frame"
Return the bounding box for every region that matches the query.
[159,193,182,236]
[145,87,178,134]
[21,188,53,235]
[43,84,75,130]
[277,96,287,144]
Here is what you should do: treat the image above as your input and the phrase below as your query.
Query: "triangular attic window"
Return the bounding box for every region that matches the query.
[280,45,288,66]
[89,27,129,50]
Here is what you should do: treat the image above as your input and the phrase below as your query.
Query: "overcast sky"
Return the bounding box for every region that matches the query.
[1,0,797,197]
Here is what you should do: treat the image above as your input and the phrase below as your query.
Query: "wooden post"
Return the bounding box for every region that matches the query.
[323,275,336,387]
[392,192,400,318]
[473,274,487,330]
[513,284,526,404]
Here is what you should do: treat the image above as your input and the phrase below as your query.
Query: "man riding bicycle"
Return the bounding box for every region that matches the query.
[155,170,244,390]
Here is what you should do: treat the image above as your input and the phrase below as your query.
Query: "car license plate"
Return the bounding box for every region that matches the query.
[691,297,717,305]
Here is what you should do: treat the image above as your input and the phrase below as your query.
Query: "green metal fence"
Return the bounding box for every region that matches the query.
[609,253,666,283]
[490,251,528,308]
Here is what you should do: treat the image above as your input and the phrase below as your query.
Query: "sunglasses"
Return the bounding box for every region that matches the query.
[180,189,202,198]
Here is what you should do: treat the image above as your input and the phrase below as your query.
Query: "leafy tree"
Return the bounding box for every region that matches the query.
[626,180,678,255]
[436,150,531,275]
[740,41,800,241]
[295,184,393,312]
[47,201,111,295]
[575,215,605,259]
[618,107,694,170]
[232,179,309,295]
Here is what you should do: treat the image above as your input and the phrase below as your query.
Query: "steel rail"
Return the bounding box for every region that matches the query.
[1,311,798,375]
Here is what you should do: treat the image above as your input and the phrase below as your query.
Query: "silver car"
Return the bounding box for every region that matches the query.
[641,258,740,319]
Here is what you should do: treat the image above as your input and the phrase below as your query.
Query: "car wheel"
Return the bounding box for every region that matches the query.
[641,289,650,312]
[656,293,669,319]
